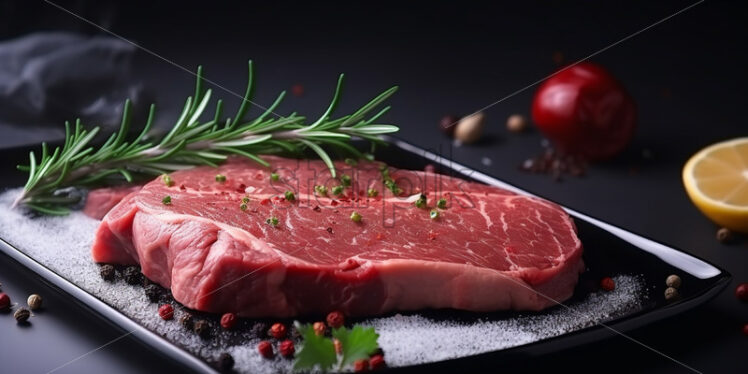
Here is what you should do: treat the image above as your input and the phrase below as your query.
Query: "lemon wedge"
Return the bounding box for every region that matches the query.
[683,138,748,233]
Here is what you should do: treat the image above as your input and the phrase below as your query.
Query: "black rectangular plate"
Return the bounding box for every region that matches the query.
[0,137,731,373]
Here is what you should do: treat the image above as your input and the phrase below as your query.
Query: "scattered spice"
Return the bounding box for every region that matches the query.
[14,307,31,323]
[600,277,615,291]
[99,264,115,281]
[519,146,587,180]
[158,304,174,320]
[326,227,334,234]
[162,174,174,187]
[144,284,161,302]
[369,354,386,370]
[271,173,280,181]
[414,194,427,209]
[269,322,287,339]
[664,287,680,302]
[220,312,237,330]
[506,114,529,133]
[285,190,296,201]
[340,175,352,187]
[215,174,226,183]
[454,112,485,144]
[332,185,344,196]
[353,359,370,372]
[315,185,328,196]
[367,188,378,198]
[217,352,234,372]
[194,319,211,338]
[266,216,279,227]
[439,114,459,137]
[437,198,447,209]
[123,266,142,285]
[279,339,295,358]
[665,275,682,289]
[345,158,358,166]
[716,227,735,243]
[162,195,172,205]
[736,283,748,302]
[0,292,10,310]
[313,321,327,336]
[350,211,362,223]
[257,340,274,358]
[334,338,343,354]
[240,203,248,211]
[327,310,345,328]
[429,209,440,220]
[27,294,42,310]
[179,313,194,330]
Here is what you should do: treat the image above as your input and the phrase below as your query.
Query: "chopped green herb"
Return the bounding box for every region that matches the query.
[332,185,344,195]
[367,188,378,198]
[162,174,174,187]
[384,179,401,195]
[285,190,296,201]
[430,209,440,220]
[215,174,226,182]
[266,216,279,227]
[344,158,358,166]
[340,174,352,187]
[314,185,328,196]
[414,194,427,209]
[363,153,375,161]
[350,211,362,222]
[240,203,248,211]
[162,196,172,205]
[242,196,250,204]
[437,198,447,209]
[270,173,280,181]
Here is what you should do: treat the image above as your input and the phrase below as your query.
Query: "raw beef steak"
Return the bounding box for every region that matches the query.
[91,156,583,317]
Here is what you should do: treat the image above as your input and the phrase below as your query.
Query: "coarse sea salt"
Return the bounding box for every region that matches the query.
[0,188,644,373]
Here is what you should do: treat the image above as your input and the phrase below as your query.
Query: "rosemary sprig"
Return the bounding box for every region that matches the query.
[14,61,399,214]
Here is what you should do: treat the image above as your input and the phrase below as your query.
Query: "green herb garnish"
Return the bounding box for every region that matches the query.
[162,174,174,187]
[332,185,344,196]
[162,196,172,205]
[270,173,280,181]
[344,158,358,166]
[430,209,440,220]
[350,211,362,222]
[367,188,378,197]
[285,190,295,201]
[437,197,447,209]
[414,194,427,209]
[314,185,328,196]
[239,203,247,211]
[215,174,226,182]
[293,323,379,372]
[266,216,279,227]
[14,61,399,215]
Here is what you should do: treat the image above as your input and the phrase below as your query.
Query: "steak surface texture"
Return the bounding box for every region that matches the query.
[91,156,583,317]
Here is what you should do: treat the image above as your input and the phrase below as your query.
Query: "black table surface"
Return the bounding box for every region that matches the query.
[1,1,746,373]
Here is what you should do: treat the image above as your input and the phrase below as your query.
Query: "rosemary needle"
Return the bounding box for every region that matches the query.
[14,61,398,214]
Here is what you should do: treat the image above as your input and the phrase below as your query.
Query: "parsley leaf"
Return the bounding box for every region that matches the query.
[332,325,380,369]
[293,323,337,372]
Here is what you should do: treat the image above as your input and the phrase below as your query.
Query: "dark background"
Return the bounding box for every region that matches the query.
[1,0,746,372]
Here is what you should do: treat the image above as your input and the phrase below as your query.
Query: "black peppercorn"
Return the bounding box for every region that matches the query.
[716,227,735,243]
[179,313,194,330]
[123,266,142,285]
[218,352,234,372]
[100,264,115,281]
[194,319,211,339]
[14,307,31,323]
[144,284,161,303]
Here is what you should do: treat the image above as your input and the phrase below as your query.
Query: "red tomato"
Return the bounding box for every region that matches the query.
[531,62,636,160]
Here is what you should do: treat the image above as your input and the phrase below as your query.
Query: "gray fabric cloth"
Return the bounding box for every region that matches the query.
[0,32,144,147]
